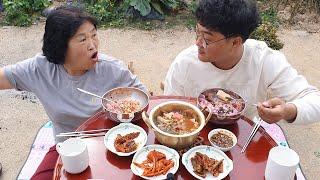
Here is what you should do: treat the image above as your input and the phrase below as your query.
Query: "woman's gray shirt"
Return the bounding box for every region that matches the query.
[4,53,147,142]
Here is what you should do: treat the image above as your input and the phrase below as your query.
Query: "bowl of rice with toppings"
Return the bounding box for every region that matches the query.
[197,88,246,124]
[102,87,149,123]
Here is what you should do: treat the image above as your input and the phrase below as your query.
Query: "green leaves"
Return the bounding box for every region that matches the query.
[250,22,284,50]
[160,0,178,9]
[129,0,179,16]
[260,8,279,27]
[150,1,163,15]
[3,0,50,26]
[2,0,182,27]
[250,7,283,50]
[129,0,151,16]
[33,0,50,12]
[85,0,126,27]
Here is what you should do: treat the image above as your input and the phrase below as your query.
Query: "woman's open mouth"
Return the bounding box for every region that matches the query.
[90,52,98,62]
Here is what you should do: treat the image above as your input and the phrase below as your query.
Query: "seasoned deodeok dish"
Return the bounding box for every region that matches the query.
[191,152,224,178]
[114,132,140,153]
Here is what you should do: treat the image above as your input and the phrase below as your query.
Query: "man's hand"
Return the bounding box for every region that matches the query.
[257,97,297,124]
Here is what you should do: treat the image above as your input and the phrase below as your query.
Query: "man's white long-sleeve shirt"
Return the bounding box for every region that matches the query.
[164,39,320,124]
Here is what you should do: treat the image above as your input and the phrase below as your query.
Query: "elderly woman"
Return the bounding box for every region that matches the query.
[0,6,147,179]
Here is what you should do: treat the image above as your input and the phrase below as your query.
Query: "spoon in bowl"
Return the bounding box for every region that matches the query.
[77,88,116,105]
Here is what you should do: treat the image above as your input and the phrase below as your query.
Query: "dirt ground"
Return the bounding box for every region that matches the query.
[0,24,319,179]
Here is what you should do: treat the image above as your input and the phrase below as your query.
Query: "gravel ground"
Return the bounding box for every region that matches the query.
[0,24,319,180]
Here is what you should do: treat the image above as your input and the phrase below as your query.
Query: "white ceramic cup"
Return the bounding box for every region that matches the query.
[56,138,89,174]
[265,146,299,180]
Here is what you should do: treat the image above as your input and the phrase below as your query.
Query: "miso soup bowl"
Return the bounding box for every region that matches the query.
[142,101,212,149]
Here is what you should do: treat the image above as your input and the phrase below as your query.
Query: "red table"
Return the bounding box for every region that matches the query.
[54,96,278,180]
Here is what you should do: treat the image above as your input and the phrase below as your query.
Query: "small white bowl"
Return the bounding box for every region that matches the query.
[208,128,237,152]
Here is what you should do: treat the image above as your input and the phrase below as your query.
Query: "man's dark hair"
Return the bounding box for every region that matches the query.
[195,0,260,41]
[42,6,97,64]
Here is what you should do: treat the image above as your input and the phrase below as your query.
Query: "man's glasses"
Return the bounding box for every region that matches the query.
[196,28,233,49]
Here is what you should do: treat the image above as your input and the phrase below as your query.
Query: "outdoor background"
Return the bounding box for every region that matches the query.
[0,0,319,179]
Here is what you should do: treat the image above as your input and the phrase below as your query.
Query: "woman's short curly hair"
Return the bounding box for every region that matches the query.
[195,0,261,41]
[42,6,97,64]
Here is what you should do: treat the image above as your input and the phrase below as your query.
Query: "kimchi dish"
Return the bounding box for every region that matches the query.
[133,150,174,177]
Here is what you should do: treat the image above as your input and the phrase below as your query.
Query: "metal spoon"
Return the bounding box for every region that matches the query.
[77,88,116,105]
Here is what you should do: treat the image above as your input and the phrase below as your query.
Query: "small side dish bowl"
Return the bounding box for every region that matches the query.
[208,128,237,152]
[182,145,233,180]
[131,144,180,180]
[104,123,147,156]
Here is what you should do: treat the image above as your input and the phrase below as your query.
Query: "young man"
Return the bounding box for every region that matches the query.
[164,0,320,124]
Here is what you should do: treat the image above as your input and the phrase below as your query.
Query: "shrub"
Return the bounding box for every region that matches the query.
[3,0,50,27]
[128,0,179,16]
[85,0,124,24]
[251,4,284,50]
[0,0,286,51]
[260,7,279,27]
[250,21,284,50]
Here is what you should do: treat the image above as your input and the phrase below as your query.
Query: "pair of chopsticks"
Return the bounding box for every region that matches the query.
[56,128,109,138]
[240,117,263,153]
